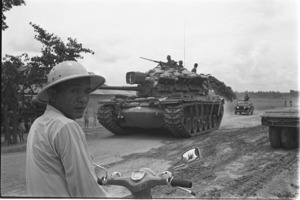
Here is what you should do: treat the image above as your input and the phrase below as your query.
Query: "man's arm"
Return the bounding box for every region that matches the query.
[54,122,107,197]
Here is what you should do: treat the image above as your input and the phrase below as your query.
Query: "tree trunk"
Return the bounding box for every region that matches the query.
[3,105,10,144]
[12,107,19,144]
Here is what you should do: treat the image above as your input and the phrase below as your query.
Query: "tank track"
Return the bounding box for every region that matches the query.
[163,102,223,138]
[98,102,223,137]
[97,105,129,135]
[163,105,190,137]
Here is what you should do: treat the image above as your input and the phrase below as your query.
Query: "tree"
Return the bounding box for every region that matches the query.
[208,75,237,102]
[1,23,95,144]
[2,0,26,31]
[2,54,30,144]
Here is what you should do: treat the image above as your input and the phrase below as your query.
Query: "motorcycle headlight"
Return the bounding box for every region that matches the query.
[131,170,146,181]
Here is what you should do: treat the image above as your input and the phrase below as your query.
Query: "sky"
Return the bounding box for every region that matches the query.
[2,0,299,92]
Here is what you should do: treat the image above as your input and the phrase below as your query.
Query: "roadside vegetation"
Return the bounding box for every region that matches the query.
[2,0,94,145]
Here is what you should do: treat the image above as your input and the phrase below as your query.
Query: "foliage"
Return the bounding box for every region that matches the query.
[208,75,237,102]
[2,0,25,30]
[236,91,299,99]
[1,23,95,144]
[1,54,31,144]
[1,54,29,107]
[29,22,94,71]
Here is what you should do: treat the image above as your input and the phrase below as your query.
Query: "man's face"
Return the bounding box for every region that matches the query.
[52,78,91,120]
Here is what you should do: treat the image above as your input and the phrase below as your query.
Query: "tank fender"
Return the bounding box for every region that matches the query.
[159,99,182,104]
[98,101,116,105]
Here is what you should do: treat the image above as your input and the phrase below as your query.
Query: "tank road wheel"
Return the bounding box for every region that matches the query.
[198,116,203,131]
[202,115,208,130]
[269,126,281,148]
[192,117,198,133]
[207,115,212,129]
[280,127,299,149]
[184,117,192,134]
[97,105,128,135]
[212,114,217,128]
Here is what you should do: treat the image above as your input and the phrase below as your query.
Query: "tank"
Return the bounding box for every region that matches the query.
[97,59,225,138]
[261,107,299,149]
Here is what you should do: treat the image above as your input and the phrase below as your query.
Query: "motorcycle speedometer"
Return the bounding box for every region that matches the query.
[131,170,146,181]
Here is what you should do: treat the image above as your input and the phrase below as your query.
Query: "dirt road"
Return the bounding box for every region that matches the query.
[1,108,298,199]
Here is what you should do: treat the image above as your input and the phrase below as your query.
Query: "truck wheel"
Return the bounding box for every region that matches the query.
[269,126,281,148]
[235,111,237,115]
[280,127,299,149]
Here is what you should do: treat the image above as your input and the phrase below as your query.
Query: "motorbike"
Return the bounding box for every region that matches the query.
[93,147,201,198]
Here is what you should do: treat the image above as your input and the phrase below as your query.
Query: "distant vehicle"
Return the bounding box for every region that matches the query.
[234,100,254,115]
[261,107,299,149]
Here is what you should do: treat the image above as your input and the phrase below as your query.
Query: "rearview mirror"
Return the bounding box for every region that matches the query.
[182,147,201,163]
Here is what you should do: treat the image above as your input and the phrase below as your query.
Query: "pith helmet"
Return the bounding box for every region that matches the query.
[36,60,105,104]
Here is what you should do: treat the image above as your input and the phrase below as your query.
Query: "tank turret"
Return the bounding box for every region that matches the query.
[97,57,224,138]
[99,67,210,98]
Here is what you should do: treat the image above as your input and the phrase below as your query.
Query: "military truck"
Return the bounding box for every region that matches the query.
[234,100,254,115]
[261,107,299,149]
[97,58,225,138]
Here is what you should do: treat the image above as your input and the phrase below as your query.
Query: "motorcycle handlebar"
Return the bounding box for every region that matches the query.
[170,178,192,188]
[97,175,194,198]
[97,176,192,188]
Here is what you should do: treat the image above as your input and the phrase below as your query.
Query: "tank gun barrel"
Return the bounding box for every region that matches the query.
[98,86,140,91]
[140,57,164,64]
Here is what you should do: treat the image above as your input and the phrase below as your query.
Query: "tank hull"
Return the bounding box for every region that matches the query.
[119,107,165,128]
[97,96,224,138]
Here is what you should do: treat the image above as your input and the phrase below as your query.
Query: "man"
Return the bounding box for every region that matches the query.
[191,63,198,73]
[178,60,184,68]
[26,61,107,197]
[166,55,176,67]
[244,93,250,101]
[18,118,26,142]
[84,109,89,129]
[175,60,185,73]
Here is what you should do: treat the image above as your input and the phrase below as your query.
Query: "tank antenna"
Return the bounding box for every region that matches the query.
[184,20,186,65]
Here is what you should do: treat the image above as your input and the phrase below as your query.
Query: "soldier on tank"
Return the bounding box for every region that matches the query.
[166,55,177,67]
[173,60,184,76]
[191,63,198,73]
[178,60,184,69]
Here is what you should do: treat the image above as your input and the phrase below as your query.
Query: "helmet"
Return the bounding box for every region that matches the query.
[36,61,105,104]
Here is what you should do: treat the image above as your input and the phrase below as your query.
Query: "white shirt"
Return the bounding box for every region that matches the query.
[26,105,107,197]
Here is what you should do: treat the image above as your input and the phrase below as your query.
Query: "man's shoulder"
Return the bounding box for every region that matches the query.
[43,111,78,128]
